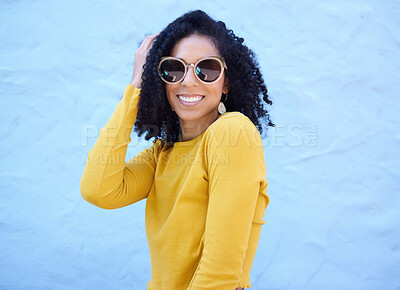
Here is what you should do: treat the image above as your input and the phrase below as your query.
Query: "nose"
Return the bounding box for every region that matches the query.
[181,64,199,86]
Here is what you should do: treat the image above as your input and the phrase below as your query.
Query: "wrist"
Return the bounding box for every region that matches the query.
[130,79,141,89]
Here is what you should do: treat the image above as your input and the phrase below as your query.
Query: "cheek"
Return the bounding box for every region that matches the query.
[212,83,224,98]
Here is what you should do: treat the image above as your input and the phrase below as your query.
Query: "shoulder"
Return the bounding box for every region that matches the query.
[137,138,168,160]
[203,112,263,148]
[215,111,253,125]
[212,112,260,134]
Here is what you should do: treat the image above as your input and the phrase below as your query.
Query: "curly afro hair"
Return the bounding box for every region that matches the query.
[134,9,275,143]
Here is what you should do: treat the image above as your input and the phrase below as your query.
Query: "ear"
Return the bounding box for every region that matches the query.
[223,76,230,94]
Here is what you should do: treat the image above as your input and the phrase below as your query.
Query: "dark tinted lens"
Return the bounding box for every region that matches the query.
[196,59,222,82]
[159,59,185,83]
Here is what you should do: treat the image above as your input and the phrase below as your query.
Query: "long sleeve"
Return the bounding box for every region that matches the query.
[80,84,157,209]
[188,114,269,289]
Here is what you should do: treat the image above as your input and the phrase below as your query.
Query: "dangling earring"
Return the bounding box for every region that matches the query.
[218,93,228,115]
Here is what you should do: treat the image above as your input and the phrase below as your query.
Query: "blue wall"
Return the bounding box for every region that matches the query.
[1,1,399,289]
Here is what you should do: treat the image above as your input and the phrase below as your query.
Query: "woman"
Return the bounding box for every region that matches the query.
[80,10,274,290]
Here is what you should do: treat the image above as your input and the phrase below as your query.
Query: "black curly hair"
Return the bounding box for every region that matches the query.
[134,9,275,143]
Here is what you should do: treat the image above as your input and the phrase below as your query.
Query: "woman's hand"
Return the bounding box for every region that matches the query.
[130,32,160,89]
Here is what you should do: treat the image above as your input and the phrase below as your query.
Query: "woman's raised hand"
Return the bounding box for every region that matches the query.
[130,32,160,89]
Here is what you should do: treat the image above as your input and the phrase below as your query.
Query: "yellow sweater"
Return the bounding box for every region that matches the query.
[80,84,269,289]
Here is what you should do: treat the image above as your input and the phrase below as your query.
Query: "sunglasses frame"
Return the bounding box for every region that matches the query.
[158,56,228,85]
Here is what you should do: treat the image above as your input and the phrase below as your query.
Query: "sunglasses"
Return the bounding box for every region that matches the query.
[158,56,227,84]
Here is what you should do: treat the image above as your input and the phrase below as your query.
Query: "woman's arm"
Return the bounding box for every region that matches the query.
[80,33,160,209]
[80,84,159,209]
[188,114,269,289]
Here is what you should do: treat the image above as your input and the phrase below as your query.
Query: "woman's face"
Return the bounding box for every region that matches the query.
[165,34,229,130]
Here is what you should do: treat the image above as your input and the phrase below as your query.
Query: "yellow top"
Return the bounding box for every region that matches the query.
[80,84,269,289]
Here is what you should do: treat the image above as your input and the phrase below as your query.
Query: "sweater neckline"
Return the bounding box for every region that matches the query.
[173,113,228,147]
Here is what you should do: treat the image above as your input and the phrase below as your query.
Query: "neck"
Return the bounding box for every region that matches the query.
[179,111,219,141]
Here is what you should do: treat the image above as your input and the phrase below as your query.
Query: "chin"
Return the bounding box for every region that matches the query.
[176,110,202,122]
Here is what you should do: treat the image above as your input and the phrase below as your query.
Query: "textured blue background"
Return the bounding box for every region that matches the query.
[1,1,399,289]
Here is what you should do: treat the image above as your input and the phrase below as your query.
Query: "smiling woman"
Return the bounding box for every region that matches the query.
[80,9,274,290]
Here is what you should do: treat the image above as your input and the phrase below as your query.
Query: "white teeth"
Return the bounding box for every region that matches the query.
[178,95,203,103]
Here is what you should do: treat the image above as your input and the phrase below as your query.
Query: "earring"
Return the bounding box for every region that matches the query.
[218,93,228,115]
[218,102,226,114]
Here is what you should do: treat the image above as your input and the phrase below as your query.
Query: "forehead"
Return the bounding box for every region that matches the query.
[170,34,220,62]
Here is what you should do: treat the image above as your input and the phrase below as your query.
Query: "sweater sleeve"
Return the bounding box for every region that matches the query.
[80,84,158,209]
[188,114,269,290]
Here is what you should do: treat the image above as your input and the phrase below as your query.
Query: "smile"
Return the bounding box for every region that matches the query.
[177,95,204,106]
